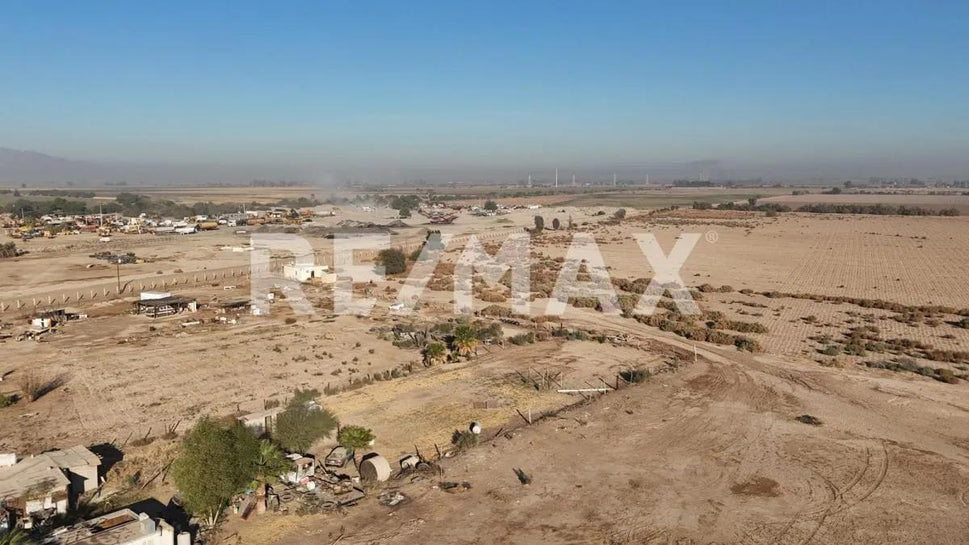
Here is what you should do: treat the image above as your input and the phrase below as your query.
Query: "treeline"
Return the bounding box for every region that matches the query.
[694,201,791,213]
[113,193,320,217]
[1,192,323,218]
[694,200,960,217]
[248,180,307,187]
[0,189,96,198]
[796,203,960,216]
[3,197,93,217]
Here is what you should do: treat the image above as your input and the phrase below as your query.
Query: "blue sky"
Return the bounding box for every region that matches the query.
[1,1,967,180]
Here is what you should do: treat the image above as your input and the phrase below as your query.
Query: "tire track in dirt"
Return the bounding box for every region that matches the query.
[772,441,890,545]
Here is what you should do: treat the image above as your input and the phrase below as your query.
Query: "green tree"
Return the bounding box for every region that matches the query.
[451,324,478,358]
[337,425,374,450]
[533,215,545,232]
[273,389,338,453]
[613,208,627,220]
[551,218,561,230]
[483,199,498,211]
[253,439,290,485]
[337,425,375,468]
[172,418,260,528]
[422,341,447,366]
[378,248,407,275]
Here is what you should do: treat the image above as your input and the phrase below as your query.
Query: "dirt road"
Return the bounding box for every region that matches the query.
[256,313,969,545]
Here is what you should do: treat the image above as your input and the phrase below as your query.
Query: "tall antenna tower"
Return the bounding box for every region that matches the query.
[572,173,576,186]
[613,173,617,186]
[555,168,559,188]
[528,174,532,187]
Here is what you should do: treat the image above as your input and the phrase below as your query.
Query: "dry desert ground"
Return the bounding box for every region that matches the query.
[1,198,968,545]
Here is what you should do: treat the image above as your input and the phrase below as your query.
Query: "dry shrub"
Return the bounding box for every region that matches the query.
[17,372,65,402]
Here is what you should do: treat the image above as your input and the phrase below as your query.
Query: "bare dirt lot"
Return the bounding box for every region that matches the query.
[264,335,969,545]
[1,193,968,544]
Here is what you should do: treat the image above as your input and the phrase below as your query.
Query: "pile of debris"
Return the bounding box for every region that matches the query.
[231,449,443,522]
[89,251,140,264]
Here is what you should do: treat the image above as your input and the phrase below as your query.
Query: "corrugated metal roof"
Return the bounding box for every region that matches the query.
[0,454,70,500]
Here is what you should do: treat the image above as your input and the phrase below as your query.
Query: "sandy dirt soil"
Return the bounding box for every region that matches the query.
[251,314,969,545]
[2,199,968,545]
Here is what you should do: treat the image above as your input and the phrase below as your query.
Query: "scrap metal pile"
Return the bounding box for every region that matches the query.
[277,472,367,516]
[89,251,140,264]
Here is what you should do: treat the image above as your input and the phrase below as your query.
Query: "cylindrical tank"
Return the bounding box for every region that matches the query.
[359,455,392,482]
[469,422,482,435]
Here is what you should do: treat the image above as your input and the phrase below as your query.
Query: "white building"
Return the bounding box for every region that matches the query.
[44,508,188,545]
[282,264,334,283]
[0,455,71,520]
[44,446,101,495]
[0,446,100,526]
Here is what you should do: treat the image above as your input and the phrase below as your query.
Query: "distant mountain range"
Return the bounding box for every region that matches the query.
[0,147,111,185]
[0,147,312,186]
[2,146,963,186]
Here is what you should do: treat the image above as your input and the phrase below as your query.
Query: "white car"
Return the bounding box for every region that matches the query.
[389,302,406,311]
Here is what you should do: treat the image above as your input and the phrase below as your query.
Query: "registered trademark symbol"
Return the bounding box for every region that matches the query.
[705,230,719,244]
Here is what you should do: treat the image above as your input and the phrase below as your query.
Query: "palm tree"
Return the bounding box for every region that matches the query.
[337,425,375,469]
[451,324,478,358]
[0,530,35,545]
[422,342,447,366]
[253,439,289,485]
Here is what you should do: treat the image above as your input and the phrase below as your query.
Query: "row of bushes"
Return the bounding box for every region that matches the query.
[797,203,960,216]
[862,358,960,384]
[816,326,969,364]
[634,312,763,352]
[759,290,969,318]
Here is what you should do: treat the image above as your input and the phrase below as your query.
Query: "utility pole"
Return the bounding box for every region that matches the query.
[116,258,122,294]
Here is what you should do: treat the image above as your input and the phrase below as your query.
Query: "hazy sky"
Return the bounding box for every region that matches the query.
[1,1,967,181]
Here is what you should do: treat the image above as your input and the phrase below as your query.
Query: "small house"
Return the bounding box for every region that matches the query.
[237,407,282,436]
[282,264,334,283]
[0,454,71,527]
[0,446,100,530]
